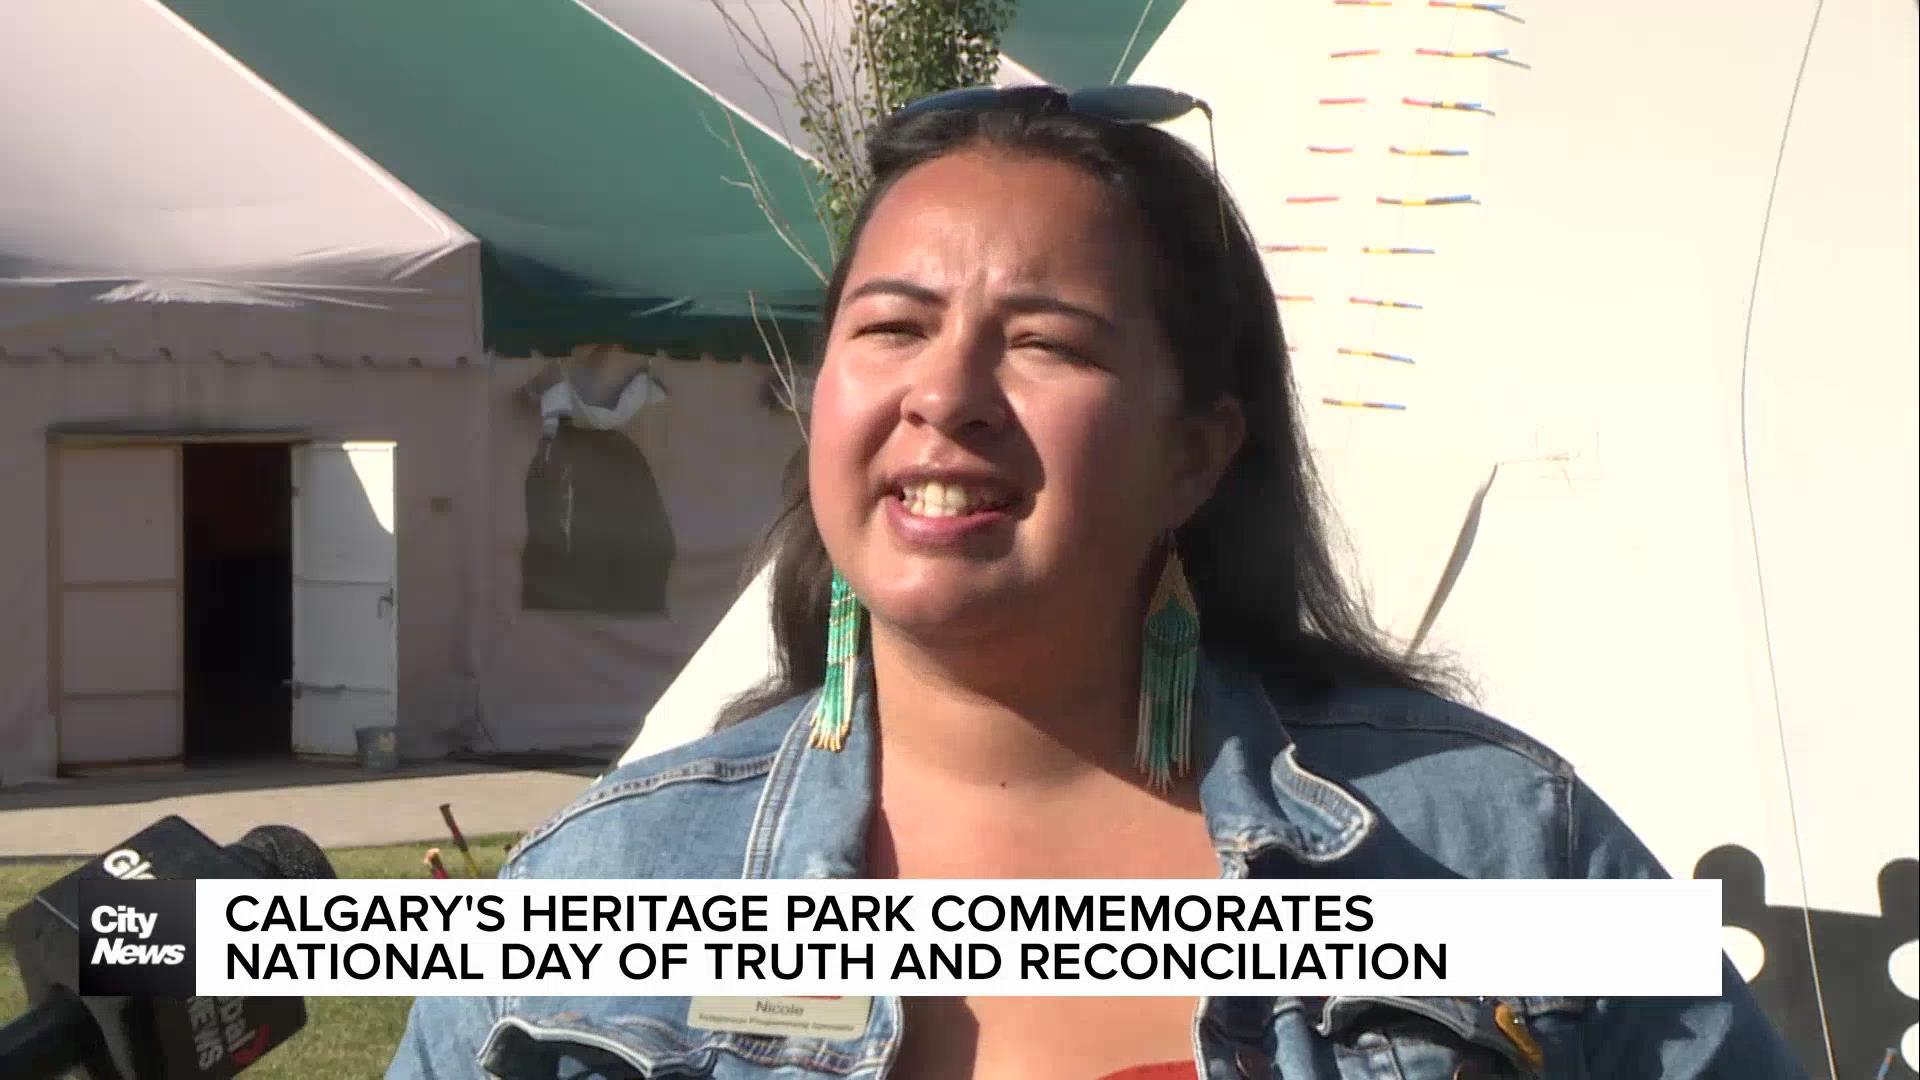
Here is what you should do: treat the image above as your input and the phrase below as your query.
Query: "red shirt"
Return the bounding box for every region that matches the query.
[1097,1064,1199,1080]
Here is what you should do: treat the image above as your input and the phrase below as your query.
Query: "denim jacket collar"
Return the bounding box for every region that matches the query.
[739,651,1375,882]
[1196,656,1377,866]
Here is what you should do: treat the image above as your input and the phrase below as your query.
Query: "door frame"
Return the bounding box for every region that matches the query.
[45,428,309,773]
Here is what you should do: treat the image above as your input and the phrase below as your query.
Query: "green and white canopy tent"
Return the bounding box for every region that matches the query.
[1,0,1183,785]
[148,0,1187,358]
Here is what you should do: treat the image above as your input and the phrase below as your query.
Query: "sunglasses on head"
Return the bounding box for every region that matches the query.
[889,84,1228,247]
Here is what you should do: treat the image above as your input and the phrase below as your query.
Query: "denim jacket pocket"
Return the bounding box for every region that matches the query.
[478,1000,886,1080]
[480,1011,718,1079]
[1314,996,1588,1079]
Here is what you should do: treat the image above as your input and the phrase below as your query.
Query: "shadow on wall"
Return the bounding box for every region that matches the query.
[1694,846,1918,1080]
[521,421,676,615]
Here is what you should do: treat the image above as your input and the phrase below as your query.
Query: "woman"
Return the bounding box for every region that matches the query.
[391,87,1802,1079]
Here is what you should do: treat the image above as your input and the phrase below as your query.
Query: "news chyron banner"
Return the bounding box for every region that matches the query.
[79,879,1723,1002]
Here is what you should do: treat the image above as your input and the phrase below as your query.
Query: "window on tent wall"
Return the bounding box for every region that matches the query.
[520,421,676,615]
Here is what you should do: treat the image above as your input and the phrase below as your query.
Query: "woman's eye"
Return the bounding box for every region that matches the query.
[1014,336,1089,363]
[858,322,923,344]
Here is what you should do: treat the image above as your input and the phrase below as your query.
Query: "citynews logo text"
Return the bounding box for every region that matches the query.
[90,902,184,966]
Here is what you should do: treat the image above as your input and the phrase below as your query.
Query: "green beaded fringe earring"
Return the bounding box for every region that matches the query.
[806,552,1196,782]
[809,570,863,751]
[1137,538,1200,791]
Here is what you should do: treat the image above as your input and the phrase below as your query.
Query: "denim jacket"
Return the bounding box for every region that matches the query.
[388,656,1805,1079]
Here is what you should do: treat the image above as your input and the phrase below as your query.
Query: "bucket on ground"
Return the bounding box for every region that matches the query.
[355,725,398,771]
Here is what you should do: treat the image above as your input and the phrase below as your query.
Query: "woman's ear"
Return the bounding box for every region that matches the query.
[1171,395,1246,526]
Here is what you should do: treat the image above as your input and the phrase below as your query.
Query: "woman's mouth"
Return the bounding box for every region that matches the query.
[883,478,1020,548]
[894,480,1017,519]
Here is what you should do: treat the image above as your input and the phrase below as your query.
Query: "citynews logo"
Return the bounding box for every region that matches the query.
[91,846,182,966]
[91,903,185,966]
[79,875,197,997]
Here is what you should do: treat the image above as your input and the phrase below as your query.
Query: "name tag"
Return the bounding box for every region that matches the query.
[688,996,874,1039]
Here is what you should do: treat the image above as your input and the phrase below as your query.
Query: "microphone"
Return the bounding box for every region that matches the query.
[2,816,335,1079]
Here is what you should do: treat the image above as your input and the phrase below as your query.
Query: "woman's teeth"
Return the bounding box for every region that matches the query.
[898,481,1010,518]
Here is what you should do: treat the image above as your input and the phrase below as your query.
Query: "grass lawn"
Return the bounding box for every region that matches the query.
[2,834,517,1079]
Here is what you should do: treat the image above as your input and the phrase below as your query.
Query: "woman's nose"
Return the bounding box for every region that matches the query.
[900,325,1008,437]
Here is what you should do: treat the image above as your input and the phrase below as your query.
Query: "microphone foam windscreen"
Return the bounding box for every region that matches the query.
[231,826,338,880]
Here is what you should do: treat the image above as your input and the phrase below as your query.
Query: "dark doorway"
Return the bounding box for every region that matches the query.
[182,443,293,763]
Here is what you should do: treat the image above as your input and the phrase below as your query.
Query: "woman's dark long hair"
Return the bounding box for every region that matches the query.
[719,96,1456,726]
